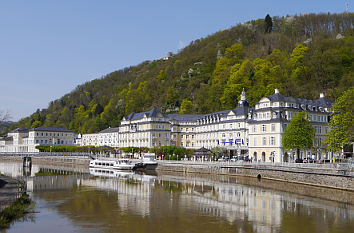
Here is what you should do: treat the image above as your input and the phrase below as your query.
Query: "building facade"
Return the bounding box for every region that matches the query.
[195,90,250,157]
[248,89,333,162]
[119,108,172,148]
[0,127,75,153]
[97,127,119,147]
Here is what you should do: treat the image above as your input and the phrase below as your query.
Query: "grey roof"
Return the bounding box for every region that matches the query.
[30,127,73,132]
[9,128,29,133]
[231,105,249,116]
[267,93,333,107]
[99,127,119,134]
[168,114,203,122]
[3,136,13,141]
[125,108,166,121]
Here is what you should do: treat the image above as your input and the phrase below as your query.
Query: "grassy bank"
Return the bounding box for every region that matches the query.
[0,192,32,229]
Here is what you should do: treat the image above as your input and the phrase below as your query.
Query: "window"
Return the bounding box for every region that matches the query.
[282,124,287,132]
[192,135,194,139]
[271,124,275,132]
[253,125,256,132]
[262,137,267,146]
[262,125,267,132]
[288,112,293,120]
[253,137,257,146]
[222,133,225,137]
[270,137,275,145]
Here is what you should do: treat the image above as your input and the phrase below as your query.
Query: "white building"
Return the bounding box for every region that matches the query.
[97,127,119,147]
[0,127,75,153]
[195,90,250,157]
[80,133,99,147]
[248,89,333,162]
[119,108,171,148]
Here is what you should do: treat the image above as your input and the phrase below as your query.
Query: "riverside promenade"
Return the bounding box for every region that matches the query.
[0,154,353,191]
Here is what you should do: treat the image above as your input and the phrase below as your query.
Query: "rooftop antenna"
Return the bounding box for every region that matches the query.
[346,1,349,13]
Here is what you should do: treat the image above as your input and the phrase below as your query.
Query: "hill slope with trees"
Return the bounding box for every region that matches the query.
[9,13,354,134]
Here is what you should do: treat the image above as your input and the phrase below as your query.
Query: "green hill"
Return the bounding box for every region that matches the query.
[11,13,354,134]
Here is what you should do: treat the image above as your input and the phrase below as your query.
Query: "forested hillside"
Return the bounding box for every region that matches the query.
[11,13,354,134]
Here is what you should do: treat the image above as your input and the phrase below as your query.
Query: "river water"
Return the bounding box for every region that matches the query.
[0,161,353,233]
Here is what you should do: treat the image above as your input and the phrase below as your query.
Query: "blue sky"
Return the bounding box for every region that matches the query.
[0,0,351,121]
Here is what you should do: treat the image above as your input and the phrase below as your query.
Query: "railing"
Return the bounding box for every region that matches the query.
[157,159,354,172]
[0,152,91,157]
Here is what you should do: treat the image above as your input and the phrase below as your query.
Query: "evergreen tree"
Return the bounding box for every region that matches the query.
[265,14,273,33]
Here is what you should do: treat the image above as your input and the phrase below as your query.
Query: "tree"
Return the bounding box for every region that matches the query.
[326,87,354,153]
[282,111,315,159]
[179,99,194,114]
[264,14,273,33]
[0,110,10,124]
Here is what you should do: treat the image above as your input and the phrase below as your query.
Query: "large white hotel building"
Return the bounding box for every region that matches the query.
[0,89,333,162]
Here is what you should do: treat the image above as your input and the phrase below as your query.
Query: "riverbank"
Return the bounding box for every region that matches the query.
[0,156,353,191]
[0,176,32,229]
[155,161,354,191]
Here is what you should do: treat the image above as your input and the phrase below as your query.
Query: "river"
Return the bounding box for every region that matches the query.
[0,161,353,233]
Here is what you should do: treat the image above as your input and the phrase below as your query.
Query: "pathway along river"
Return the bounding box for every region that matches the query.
[0,161,353,233]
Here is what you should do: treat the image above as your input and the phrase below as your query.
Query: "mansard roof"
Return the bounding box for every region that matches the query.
[30,127,73,132]
[9,128,29,133]
[232,105,249,116]
[168,114,203,122]
[99,127,119,134]
[266,92,333,108]
[125,108,166,121]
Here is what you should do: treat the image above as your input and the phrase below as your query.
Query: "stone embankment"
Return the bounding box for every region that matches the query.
[0,176,22,211]
[0,155,353,191]
[156,161,354,191]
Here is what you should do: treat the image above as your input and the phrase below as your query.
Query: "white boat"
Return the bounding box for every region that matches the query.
[89,158,135,170]
[141,153,158,170]
[89,167,133,178]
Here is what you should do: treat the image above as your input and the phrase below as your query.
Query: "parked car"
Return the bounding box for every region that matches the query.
[295,158,303,163]
[303,158,315,163]
[243,157,251,162]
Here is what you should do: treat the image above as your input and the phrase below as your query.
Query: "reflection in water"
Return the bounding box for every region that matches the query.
[1,161,353,233]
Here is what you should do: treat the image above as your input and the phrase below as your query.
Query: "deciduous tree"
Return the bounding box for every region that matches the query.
[282,111,315,159]
[326,87,354,153]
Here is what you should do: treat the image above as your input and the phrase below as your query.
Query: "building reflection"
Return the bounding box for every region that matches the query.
[83,168,156,217]
[0,161,352,233]
[82,169,352,233]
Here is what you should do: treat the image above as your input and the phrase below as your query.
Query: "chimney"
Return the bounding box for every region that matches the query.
[274,88,279,94]
[320,93,325,98]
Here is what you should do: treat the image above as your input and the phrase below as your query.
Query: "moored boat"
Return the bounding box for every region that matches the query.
[89,158,135,170]
[141,153,158,170]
